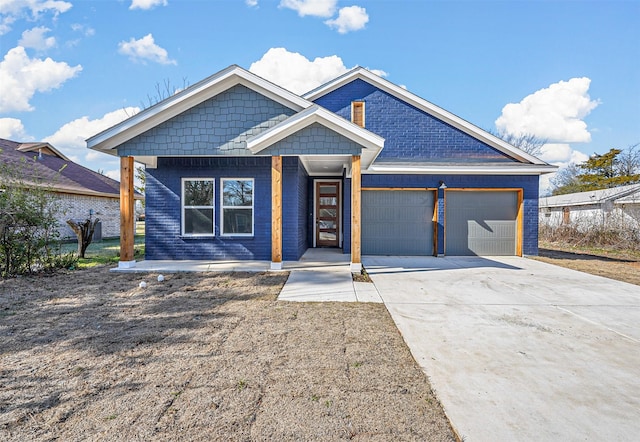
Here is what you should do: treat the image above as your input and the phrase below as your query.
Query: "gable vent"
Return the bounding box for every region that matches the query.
[351,101,365,127]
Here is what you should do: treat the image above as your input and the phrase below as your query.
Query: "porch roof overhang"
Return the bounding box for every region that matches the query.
[246,105,384,175]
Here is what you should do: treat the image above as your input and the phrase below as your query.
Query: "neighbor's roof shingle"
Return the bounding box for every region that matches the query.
[0,138,124,198]
[540,183,640,208]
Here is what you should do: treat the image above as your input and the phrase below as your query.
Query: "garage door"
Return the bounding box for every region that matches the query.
[362,190,435,256]
[445,190,519,256]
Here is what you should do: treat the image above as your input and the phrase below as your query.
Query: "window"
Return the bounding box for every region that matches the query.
[221,178,254,236]
[351,101,365,127]
[182,178,215,236]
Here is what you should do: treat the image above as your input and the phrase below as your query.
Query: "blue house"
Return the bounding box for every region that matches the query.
[87,65,555,270]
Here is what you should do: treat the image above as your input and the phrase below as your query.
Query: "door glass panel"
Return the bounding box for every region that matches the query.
[319,231,337,241]
[320,197,337,206]
[320,185,337,195]
[320,208,337,218]
[319,220,336,229]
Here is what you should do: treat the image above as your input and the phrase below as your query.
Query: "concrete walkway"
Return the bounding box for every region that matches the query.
[363,255,640,441]
[278,249,382,303]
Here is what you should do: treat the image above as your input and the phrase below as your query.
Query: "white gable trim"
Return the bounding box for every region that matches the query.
[246,105,384,169]
[18,142,70,161]
[303,67,548,165]
[87,65,313,153]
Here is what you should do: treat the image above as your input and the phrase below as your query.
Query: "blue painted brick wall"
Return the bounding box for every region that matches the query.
[343,175,351,254]
[313,79,517,163]
[297,161,310,258]
[282,157,310,260]
[145,156,273,260]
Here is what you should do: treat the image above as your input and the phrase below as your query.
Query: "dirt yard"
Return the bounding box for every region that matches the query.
[535,241,640,286]
[0,268,455,441]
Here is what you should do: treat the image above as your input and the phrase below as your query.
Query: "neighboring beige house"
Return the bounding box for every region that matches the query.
[539,184,640,230]
[1,138,142,239]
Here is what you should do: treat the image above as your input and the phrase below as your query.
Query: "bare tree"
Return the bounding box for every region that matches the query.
[616,142,640,177]
[550,163,582,195]
[142,77,190,109]
[490,130,547,157]
[122,77,190,117]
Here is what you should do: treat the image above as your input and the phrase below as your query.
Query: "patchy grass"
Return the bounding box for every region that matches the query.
[60,222,145,269]
[0,267,455,441]
[535,240,640,286]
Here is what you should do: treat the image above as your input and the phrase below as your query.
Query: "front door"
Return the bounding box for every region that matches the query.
[316,181,340,247]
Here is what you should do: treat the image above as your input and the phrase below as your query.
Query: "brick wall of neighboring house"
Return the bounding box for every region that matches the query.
[54,193,120,239]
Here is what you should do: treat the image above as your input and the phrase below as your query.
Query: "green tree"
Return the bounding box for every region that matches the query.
[552,146,640,195]
[135,165,146,209]
[0,152,76,276]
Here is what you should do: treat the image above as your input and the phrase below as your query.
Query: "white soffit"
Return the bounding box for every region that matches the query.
[303,67,548,166]
[87,65,313,153]
[367,164,558,175]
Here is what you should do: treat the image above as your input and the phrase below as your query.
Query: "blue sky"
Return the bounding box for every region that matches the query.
[1,0,638,192]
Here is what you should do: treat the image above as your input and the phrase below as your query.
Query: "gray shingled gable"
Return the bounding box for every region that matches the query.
[117,84,296,157]
[257,122,362,156]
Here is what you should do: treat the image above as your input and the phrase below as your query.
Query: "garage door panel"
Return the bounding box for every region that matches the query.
[362,190,434,256]
[446,191,518,256]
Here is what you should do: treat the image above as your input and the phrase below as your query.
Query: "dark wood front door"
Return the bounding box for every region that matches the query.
[316,181,340,247]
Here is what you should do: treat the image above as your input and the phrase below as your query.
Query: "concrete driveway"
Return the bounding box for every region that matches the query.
[363,256,640,441]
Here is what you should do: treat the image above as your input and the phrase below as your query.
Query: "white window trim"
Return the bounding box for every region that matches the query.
[220,178,255,237]
[181,177,215,237]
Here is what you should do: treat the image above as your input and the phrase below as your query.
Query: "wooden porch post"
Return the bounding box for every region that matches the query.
[119,156,136,268]
[350,155,362,272]
[271,156,283,270]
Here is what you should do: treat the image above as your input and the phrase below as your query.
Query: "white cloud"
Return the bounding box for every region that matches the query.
[279,0,336,17]
[0,117,32,140]
[118,34,177,65]
[246,0,258,6]
[250,47,350,94]
[19,26,56,51]
[538,148,589,195]
[0,0,72,35]
[367,68,387,78]
[104,169,120,181]
[495,77,600,194]
[325,5,368,34]
[0,46,82,113]
[71,23,95,37]
[129,0,168,10]
[43,107,140,160]
[495,77,599,143]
